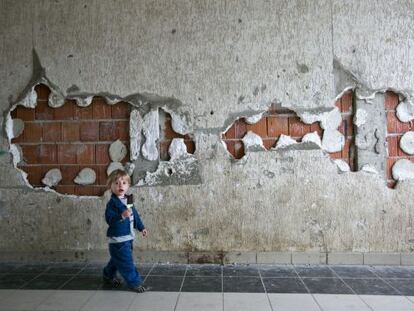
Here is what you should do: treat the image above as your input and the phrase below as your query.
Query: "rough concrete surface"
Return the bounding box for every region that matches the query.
[1,0,414,261]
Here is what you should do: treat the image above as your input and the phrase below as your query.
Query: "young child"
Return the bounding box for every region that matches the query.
[103,169,148,293]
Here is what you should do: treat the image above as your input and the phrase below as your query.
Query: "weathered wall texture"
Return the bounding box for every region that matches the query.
[1,0,414,262]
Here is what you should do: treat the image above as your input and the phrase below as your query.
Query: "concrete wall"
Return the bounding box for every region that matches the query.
[1,0,414,263]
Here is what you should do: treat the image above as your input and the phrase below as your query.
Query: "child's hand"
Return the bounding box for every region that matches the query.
[142,229,148,237]
[121,209,132,219]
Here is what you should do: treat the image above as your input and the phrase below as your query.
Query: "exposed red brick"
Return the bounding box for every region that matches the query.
[116,121,129,140]
[341,91,353,112]
[42,122,62,142]
[21,145,39,164]
[60,165,80,185]
[387,136,399,157]
[342,139,352,159]
[310,122,323,135]
[80,121,99,141]
[345,116,353,137]
[24,123,42,143]
[245,118,267,138]
[54,100,75,120]
[62,123,79,142]
[385,91,399,111]
[335,98,342,112]
[74,104,93,120]
[35,101,54,120]
[329,151,343,159]
[225,140,235,158]
[338,120,345,135]
[95,144,110,164]
[58,144,77,164]
[267,116,289,137]
[92,97,111,119]
[35,84,51,101]
[75,185,103,196]
[15,106,35,121]
[23,166,43,186]
[160,140,171,160]
[302,123,312,135]
[387,111,398,134]
[288,117,305,137]
[397,119,412,133]
[55,185,76,195]
[386,158,397,179]
[11,131,24,143]
[234,140,245,159]
[164,118,185,139]
[99,122,118,141]
[263,139,276,150]
[112,102,130,119]
[77,144,95,164]
[95,165,108,185]
[223,123,236,139]
[184,140,196,154]
[39,144,58,164]
[235,120,247,138]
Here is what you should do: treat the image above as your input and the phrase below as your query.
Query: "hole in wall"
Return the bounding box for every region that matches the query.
[159,110,195,161]
[385,91,414,189]
[10,84,130,196]
[222,91,356,168]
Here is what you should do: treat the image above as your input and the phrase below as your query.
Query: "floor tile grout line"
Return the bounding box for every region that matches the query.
[18,263,58,289]
[173,265,188,311]
[368,266,414,304]
[142,263,155,283]
[258,267,274,311]
[327,265,374,311]
[56,263,99,311]
[292,265,323,311]
[369,266,404,294]
[57,262,89,290]
[406,296,414,305]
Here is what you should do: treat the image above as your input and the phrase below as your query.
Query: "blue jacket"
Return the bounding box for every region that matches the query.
[105,193,145,237]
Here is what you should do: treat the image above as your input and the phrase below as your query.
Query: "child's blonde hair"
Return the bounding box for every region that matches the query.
[107,169,131,187]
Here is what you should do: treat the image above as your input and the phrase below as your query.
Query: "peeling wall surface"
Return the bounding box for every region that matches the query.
[1,0,414,261]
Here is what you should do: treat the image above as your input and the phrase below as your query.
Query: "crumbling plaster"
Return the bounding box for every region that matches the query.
[1,0,414,257]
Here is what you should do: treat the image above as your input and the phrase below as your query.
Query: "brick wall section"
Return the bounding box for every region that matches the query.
[385,91,414,188]
[11,84,130,196]
[335,91,355,170]
[160,113,195,161]
[223,91,355,169]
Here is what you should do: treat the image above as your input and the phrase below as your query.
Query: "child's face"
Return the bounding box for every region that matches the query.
[111,176,130,197]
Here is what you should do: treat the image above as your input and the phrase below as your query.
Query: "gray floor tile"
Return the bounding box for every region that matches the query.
[224,293,271,311]
[360,295,414,311]
[343,278,399,295]
[268,293,320,311]
[176,292,222,311]
[262,277,308,293]
[302,277,352,294]
[127,291,179,311]
[314,294,370,310]
[36,290,96,310]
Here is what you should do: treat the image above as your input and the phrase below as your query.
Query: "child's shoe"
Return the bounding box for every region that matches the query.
[129,284,148,293]
[103,275,122,288]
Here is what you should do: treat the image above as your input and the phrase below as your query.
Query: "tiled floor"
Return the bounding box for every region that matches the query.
[2,263,414,310]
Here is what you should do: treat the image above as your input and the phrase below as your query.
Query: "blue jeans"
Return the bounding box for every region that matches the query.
[103,240,142,288]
